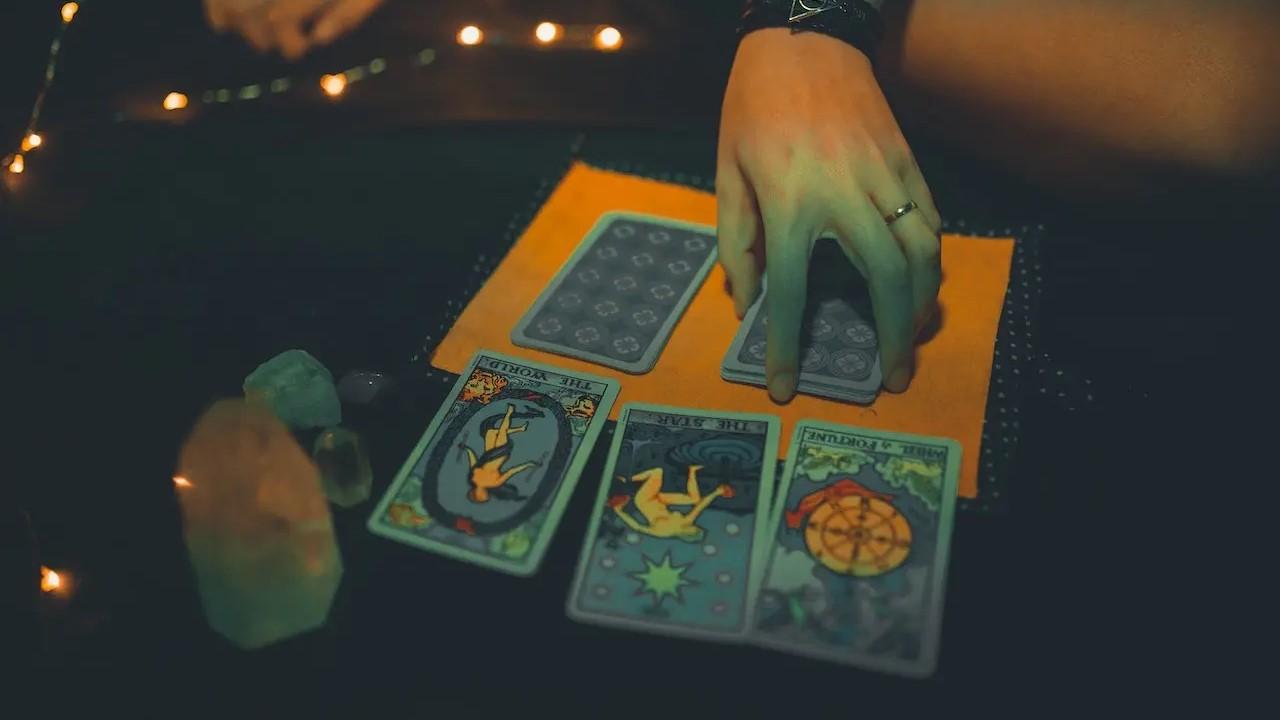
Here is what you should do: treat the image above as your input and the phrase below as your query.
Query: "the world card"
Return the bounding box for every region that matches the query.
[367,350,620,576]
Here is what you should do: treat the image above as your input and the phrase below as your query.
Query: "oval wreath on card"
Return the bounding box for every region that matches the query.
[421,388,571,536]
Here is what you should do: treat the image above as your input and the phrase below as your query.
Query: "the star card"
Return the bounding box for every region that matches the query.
[367,350,619,576]
[566,403,779,642]
[511,212,717,374]
[749,420,960,677]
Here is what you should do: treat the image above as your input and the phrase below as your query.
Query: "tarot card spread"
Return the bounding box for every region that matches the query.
[568,404,779,641]
[751,421,961,677]
[368,350,619,576]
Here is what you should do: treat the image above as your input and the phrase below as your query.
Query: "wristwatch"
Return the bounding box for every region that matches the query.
[739,0,886,62]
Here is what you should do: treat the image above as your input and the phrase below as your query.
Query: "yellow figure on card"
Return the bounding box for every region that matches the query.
[608,465,735,543]
[462,404,540,503]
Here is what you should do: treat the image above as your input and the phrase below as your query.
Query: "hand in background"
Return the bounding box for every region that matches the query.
[717,28,942,401]
[204,0,385,59]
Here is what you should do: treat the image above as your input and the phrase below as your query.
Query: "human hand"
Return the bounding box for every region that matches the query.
[204,0,385,59]
[717,29,942,402]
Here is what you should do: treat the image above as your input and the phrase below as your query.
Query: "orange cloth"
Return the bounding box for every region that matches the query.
[433,163,1013,499]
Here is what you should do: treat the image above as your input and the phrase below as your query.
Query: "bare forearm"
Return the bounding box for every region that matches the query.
[883,0,1280,176]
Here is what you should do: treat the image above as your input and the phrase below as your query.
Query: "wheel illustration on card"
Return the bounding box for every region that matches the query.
[612,275,639,293]
[784,478,911,577]
[646,229,671,245]
[800,344,827,373]
[683,236,708,253]
[646,282,677,304]
[571,323,608,349]
[611,336,642,356]
[532,316,565,339]
[630,306,659,328]
[829,348,873,380]
[556,292,583,310]
[840,320,877,348]
[808,314,837,342]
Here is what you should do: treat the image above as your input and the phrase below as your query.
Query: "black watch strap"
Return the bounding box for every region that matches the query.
[739,0,885,62]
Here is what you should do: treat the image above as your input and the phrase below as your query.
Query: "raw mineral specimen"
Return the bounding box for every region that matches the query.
[242,349,341,429]
[176,399,343,649]
[336,370,395,406]
[312,427,372,507]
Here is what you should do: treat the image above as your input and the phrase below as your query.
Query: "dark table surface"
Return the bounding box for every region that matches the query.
[3,0,1260,711]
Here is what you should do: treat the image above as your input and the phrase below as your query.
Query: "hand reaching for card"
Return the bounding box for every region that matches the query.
[203,0,385,59]
[716,28,943,402]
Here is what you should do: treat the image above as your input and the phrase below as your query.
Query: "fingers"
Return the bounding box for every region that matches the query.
[237,10,276,53]
[872,206,941,338]
[762,205,812,403]
[715,164,764,318]
[213,0,376,58]
[893,208,941,336]
[205,0,230,31]
[830,199,916,393]
[265,0,322,59]
[865,162,943,335]
[312,0,384,46]
[899,154,943,233]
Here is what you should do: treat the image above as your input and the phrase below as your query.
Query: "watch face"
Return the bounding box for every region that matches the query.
[790,0,841,23]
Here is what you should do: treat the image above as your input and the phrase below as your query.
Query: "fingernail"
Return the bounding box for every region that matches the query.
[768,372,795,403]
[885,364,912,393]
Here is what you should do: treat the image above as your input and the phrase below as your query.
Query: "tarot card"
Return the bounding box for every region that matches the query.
[567,403,779,641]
[511,212,717,374]
[367,350,619,576]
[750,420,961,677]
[721,239,883,403]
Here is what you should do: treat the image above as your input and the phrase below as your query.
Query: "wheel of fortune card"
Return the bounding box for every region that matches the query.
[800,485,913,577]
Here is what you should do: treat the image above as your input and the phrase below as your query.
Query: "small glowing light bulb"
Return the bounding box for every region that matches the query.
[40,566,62,592]
[61,2,78,23]
[457,25,483,46]
[534,22,561,44]
[22,133,42,151]
[173,475,192,488]
[594,26,622,51]
[163,92,188,111]
[8,154,24,174]
[320,73,347,97]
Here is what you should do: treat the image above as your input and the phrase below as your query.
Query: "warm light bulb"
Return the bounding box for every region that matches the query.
[40,566,62,592]
[320,73,347,97]
[173,475,192,489]
[61,2,78,23]
[457,25,483,46]
[534,22,561,44]
[163,92,188,111]
[594,26,622,51]
[22,133,42,151]
[8,154,24,174]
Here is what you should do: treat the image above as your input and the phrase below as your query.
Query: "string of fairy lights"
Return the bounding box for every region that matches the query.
[5,5,626,179]
[4,2,79,176]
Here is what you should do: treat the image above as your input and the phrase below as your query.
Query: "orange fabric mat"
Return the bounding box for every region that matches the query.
[433,163,1013,499]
